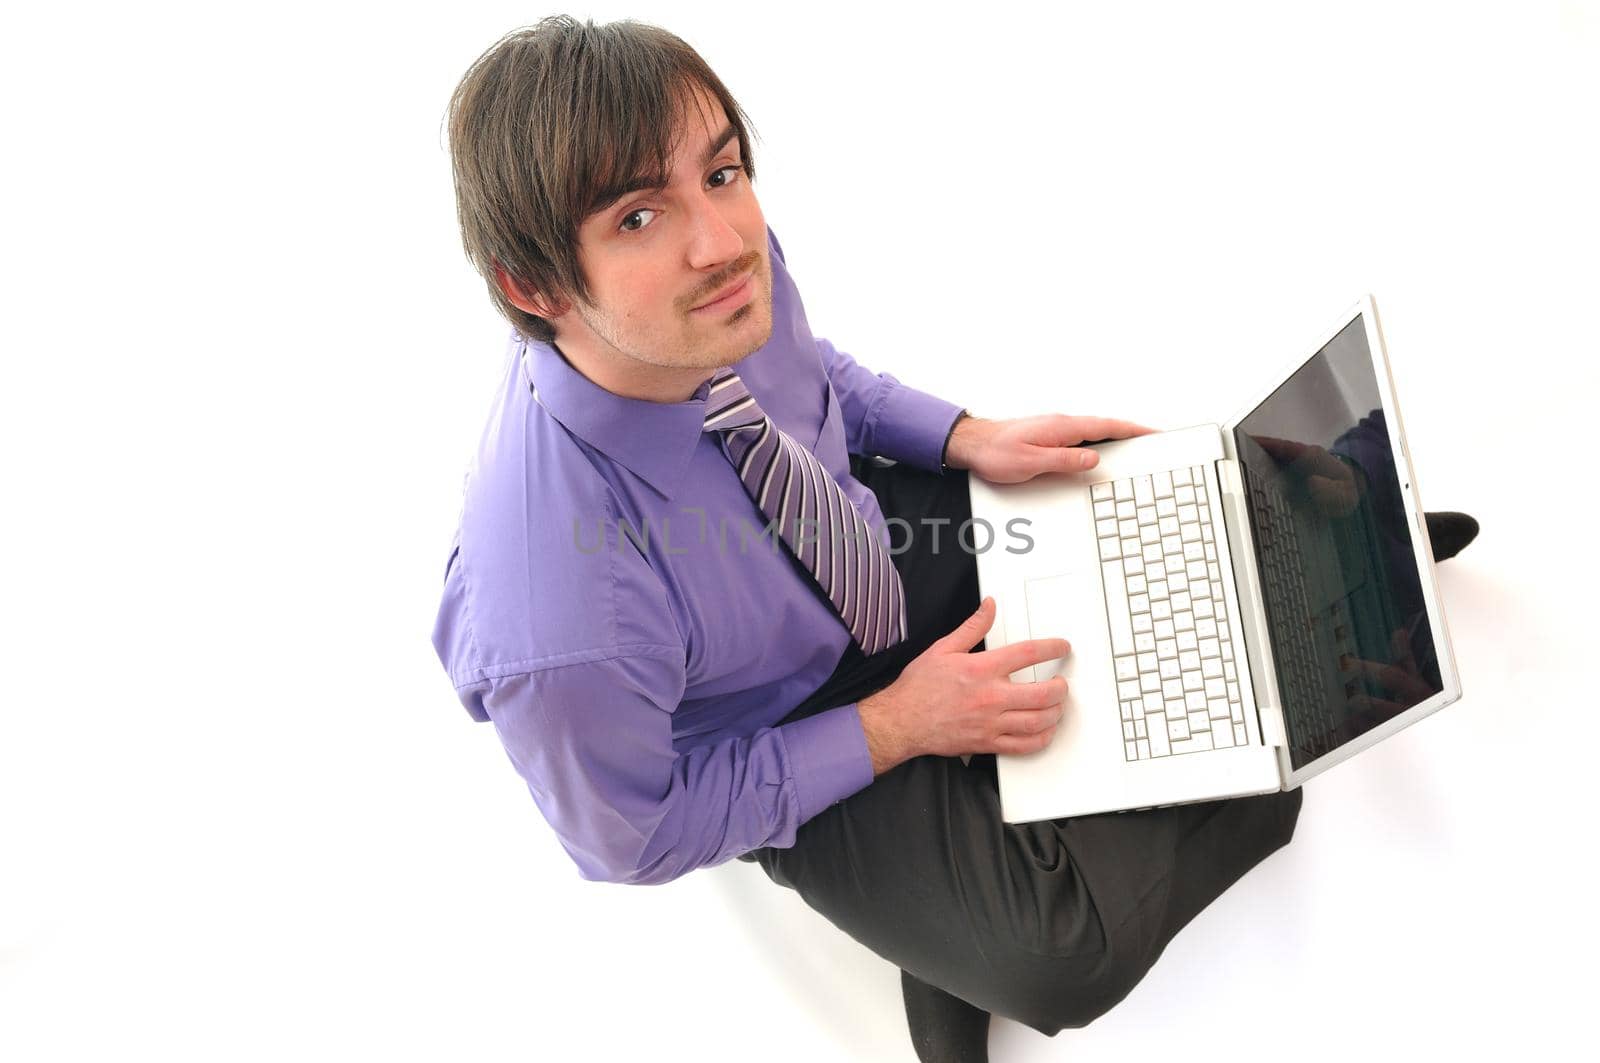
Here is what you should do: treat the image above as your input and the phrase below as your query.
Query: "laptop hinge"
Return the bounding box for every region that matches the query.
[1214,455,1289,752]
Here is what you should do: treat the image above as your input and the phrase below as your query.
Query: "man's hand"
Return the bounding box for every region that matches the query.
[944,413,1157,484]
[857,597,1071,774]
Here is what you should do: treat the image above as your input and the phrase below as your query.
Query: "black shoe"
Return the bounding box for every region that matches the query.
[1424,511,1479,562]
[901,969,990,1063]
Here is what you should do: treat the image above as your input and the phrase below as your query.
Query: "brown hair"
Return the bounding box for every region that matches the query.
[445,16,760,344]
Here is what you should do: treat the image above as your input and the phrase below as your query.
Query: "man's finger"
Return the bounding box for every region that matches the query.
[1029,445,1098,475]
[986,637,1071,677]
[1066,416,1159,443]
[937,596,997,654]
[1027,415,1156,448]
[997,696,1066,729]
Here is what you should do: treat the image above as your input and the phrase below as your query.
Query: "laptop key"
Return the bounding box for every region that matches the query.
[1094,466,1253,764]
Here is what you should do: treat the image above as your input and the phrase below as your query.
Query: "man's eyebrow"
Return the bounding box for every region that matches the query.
[699,124,739,168]
[590,125,740,214]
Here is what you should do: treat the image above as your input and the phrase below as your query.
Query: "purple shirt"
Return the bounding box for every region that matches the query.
[431,227,966,885]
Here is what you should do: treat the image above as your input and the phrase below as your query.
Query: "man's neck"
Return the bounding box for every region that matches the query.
[552,340,713,405]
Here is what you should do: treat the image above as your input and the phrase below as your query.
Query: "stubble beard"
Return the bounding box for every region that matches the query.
[576,258,775,373]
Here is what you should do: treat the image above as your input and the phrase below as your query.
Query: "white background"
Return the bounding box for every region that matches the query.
[3,2,1596,1060]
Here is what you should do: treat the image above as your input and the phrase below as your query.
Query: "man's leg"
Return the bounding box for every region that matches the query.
[744,457,1304,1036]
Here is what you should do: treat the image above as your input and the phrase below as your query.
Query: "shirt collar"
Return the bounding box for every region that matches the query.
[521,335,716,501]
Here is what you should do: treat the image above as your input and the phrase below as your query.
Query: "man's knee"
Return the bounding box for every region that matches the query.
[974,935,1156,1036]
[957,887,1158,1035]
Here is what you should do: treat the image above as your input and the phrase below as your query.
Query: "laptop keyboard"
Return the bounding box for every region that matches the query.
[1091,466,1248,761]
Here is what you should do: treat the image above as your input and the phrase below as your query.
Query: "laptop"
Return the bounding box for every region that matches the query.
[968,295,1461,823]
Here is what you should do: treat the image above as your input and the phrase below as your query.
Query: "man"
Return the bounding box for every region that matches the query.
[431,17,1478,1061]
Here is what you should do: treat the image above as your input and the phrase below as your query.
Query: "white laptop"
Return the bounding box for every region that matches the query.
[969,295,1461,823]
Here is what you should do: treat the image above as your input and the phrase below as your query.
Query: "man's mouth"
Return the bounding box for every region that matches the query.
[691,269,756,314]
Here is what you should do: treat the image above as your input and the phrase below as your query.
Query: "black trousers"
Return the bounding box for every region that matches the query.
[739,455,1305,1037]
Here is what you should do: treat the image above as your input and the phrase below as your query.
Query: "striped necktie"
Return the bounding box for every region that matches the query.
[702,366,907,656]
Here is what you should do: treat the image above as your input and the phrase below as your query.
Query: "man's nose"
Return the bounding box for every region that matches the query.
[684,195,744,271]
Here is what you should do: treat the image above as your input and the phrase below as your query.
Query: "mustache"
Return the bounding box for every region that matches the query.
[689,252,763,309]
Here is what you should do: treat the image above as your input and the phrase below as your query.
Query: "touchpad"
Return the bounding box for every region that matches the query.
[1023,572,1080,682]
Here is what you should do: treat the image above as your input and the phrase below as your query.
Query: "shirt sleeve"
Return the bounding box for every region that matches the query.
[815,337,967,473]
[435,531,876,886]
[474,658,874,886]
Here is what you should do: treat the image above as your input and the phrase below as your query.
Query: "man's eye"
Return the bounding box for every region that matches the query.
[620,209,657,233]
[709,165,742,189]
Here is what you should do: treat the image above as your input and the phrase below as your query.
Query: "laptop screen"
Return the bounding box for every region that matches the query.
[1232,315,1442,770]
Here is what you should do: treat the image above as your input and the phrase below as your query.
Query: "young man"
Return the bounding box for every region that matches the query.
[432,17,1477,1061]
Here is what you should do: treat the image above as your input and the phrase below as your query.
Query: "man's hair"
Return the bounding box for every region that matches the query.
[445,16,760,344]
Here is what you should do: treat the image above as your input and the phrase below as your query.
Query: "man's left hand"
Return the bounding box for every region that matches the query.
[945,413,1158,484]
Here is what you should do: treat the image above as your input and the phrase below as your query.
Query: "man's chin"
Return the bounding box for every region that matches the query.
[692,309,773,367]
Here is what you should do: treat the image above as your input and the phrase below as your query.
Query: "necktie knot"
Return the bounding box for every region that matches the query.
[702,368,765,434]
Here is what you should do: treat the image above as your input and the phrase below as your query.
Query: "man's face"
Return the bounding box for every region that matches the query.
[556,87,772,378]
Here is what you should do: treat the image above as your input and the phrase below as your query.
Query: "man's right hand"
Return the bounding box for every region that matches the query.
[857,597,1070,775]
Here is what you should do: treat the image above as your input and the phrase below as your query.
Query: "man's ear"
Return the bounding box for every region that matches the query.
[493,262,566,320]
